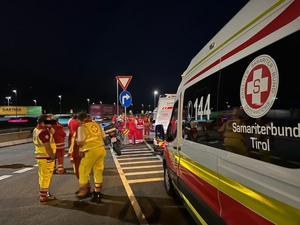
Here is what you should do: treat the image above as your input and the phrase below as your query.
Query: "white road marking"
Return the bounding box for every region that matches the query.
[121,151,152,154]
[0,175,13,180]
[122,165,162,170]
[117,153,154,157]
[119,160,161,165]
[110,147,148,225]
[121,147,149,151]
[117,156,157,161]
[125,170,164,176]
[13,168,34,173]
[128,177,164,184]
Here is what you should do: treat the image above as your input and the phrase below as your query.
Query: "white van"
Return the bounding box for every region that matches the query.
[157,1,300,224]
[153,94,176,152]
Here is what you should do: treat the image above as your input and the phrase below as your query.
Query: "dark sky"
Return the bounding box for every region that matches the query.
[1,0,249,114]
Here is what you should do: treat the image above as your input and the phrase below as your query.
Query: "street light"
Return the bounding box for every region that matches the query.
[58,95,62,116]
[153,90,158,109]
[33,99,37,106]
[6,96,11,106]
[87,99,90,113]
[149,104,151,110]
[13,90,17,117]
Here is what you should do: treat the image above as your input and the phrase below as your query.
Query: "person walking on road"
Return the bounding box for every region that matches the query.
[135,114,144,144]
[76,112,106,203]
[33,114,56,203]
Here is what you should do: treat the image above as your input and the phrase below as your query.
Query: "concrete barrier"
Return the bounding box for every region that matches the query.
[0,131,33,148]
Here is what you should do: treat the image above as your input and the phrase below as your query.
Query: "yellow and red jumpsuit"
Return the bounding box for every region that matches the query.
[33,125,56,202]
[77,120,106,194]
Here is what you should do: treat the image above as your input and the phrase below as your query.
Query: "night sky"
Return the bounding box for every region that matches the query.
[1,0,249,114]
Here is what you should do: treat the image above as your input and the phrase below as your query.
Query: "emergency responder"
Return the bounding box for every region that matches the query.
[52,118,66,174]
[76,112,106,203]
[33,114,56,203]
[68,114,80,147]
[111,114,117,124]
[135,114,144,144]
[143,113,150,140]
[127,113,137,145]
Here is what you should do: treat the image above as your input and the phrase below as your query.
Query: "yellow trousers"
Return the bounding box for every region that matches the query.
[79,146,106,186]
[36,159,54,189]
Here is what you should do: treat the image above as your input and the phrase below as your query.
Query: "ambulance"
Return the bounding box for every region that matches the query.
[153,94,176,152]
[156,1,300,224]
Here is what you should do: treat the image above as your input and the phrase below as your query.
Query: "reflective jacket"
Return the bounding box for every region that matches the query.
[33,127,56,159]
[79,121,105,152]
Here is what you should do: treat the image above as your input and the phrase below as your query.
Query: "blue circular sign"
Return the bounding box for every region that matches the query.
[119,91,132,107]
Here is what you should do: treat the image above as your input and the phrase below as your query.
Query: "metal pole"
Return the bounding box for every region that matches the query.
[117,79,119,116]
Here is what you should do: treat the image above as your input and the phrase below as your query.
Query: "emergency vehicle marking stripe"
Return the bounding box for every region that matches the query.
[184,0,296,86]
[0,175,13,180]
[178,155,300,224]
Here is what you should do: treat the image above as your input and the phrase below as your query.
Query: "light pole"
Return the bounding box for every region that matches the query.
[58,95,62,116]
[153,90,158,109]
[13,90,17,117]
[87,99,90,113]
[149,104,151,110]
[6,96,11,106]
[33,99,37,106]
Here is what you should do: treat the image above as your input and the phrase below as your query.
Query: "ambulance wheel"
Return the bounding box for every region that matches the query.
[164,165,175,197]
[113,142,121,156]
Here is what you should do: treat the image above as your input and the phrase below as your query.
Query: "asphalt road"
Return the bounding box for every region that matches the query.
[0,139,196,225]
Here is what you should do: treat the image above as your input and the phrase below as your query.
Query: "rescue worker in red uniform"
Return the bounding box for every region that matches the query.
[68,124,81,180]
[52,118,66,174]
[68,114,80,147]
[143,113,150,140]
[135,115,144,144]
[76,112,106,203]
[127,114,137,145]
[111,114,117,124]
[33,114,56,203]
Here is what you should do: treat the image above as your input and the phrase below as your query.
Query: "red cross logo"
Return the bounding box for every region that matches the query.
[245,66,271,109]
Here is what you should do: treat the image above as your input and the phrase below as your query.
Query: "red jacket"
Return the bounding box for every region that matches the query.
[68,119,80,134]
[53,123,66,150]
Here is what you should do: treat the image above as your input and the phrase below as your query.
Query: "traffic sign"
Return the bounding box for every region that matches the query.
[116,76,132,91]
[119,90,132,107]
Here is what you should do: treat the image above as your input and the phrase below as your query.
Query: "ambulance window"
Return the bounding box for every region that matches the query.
[182,73,220,145]
[166,101,178,142]
[218,30,300,168]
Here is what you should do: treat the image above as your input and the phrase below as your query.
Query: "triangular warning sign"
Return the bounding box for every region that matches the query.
[116,76,132,91]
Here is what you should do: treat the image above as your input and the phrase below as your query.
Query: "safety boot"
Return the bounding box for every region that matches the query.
[76,183,91,199]
[39,190,56,204]
[90,191,102,204]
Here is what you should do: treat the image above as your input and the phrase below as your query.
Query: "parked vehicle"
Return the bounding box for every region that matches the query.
[157,1,300,224]
[153,94,176,152]
[89,104,123,120]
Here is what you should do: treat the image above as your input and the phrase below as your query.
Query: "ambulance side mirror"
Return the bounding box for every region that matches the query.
[154,124,165,141]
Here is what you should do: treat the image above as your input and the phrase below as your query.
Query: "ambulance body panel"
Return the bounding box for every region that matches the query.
[163,0,300,224]
[153,94,176,151]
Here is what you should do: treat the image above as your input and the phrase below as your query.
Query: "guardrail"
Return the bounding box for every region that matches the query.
[0,131,33,148]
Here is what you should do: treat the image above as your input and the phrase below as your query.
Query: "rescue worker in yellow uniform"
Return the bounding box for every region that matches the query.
[76,112,106,203]
[33,114,57,203]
